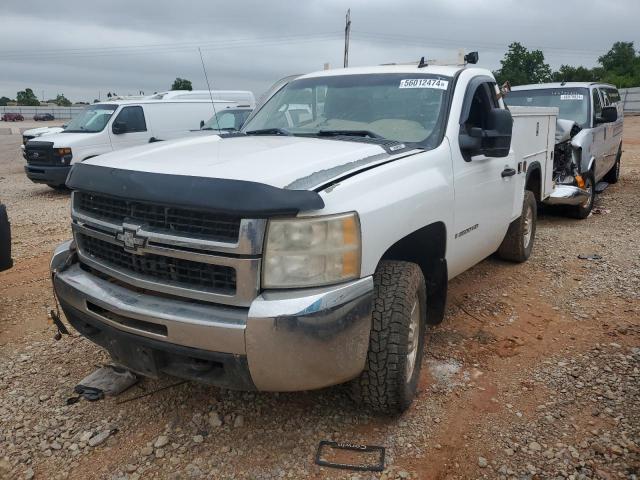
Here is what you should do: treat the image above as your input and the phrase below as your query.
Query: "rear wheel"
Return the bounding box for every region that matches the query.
[350,261,427,414]
[497,190,537,262]
[569,169,595,219]
[603,144,622,184]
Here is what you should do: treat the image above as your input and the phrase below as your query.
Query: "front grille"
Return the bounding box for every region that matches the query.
[76,192,241,243]
[77,233,236,295]
[25,141,55,166]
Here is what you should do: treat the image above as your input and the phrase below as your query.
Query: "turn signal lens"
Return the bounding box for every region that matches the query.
[575,175,585,189]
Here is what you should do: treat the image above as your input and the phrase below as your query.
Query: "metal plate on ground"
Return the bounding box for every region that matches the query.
[315,440,385,472]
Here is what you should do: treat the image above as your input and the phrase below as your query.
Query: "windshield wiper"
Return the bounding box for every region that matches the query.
[317,129,383,139]
[245,128,291,136]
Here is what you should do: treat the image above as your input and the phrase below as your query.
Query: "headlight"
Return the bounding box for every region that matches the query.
[262,212,361,288]
[54,147,73,165]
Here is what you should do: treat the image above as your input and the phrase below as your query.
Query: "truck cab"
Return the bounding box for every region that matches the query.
[51,63,557,413]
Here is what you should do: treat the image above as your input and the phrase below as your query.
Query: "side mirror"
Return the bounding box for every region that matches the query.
[112,121,127,134]
[596,105,617,124]
[459,108,513,159]
[200,120,205,129]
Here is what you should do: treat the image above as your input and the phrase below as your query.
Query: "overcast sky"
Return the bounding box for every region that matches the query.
[0,0,638,102]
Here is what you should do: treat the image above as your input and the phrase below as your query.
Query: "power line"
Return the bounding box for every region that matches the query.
[352,31,607,59]
[0,32,343,61]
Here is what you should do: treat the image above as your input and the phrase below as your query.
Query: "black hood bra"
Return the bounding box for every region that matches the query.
[66,163,325,217]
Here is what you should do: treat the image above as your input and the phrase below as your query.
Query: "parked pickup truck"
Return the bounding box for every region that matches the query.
[51,63,558,413]
[506,82,623,218]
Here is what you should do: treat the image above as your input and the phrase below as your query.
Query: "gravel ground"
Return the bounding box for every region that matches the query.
[0,118,639,480]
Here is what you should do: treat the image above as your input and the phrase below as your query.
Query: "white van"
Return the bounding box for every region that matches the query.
[23,90,255,189]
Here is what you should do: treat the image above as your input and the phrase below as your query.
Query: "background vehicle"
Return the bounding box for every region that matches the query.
[1,113,24,121]
[52,62,558,413]
[33,113,55,121]
[506,82,623,218]
[23,90,255,189]
[0,203,12,272]
[22,125,66,145]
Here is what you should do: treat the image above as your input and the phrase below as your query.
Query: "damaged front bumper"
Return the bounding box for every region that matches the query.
[51,241,373,392]
[543,184,591,206]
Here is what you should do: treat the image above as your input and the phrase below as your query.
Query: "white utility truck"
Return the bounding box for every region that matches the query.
[51,61,557,413]
[23,90,255,189]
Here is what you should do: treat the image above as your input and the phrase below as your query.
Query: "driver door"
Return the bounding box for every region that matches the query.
[448,80,517,276]
[109,106,151,151]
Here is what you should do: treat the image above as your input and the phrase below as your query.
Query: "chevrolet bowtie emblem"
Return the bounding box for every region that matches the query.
[116,224,147,253]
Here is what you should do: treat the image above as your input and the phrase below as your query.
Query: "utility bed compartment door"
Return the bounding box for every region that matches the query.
[509,106,557,216]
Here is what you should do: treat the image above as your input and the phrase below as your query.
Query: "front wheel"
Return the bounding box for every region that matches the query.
[497,190,537,262]
[569,170,595,219]
[350,261,427,414]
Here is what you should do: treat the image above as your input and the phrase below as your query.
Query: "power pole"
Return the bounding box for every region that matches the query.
[343,9,351,68]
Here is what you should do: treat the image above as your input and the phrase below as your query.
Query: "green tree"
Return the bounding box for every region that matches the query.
[551,65,596,83]
[493,42,552,86]
[0,96,12,106]
[16,88,40,106]
[54,94,72,106]
[596,41,640,88]
[171,77,193,91]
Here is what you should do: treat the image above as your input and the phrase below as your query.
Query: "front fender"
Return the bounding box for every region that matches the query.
[316,143,454,277]
[571,130,593,173]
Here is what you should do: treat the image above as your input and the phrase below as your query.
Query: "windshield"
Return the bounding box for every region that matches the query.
[243,73,451,145]
[202,109,252,131]
[506,88,590,127]
[64,104,118,133]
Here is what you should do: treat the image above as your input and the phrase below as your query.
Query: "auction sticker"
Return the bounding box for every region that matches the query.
[560,94,584,100]
[399,78,449,89]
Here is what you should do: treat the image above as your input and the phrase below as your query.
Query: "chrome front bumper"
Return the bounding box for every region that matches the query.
[544,184,590,206]
[51,241,373,391]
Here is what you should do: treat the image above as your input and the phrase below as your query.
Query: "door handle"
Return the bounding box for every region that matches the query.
[501,168,516,178]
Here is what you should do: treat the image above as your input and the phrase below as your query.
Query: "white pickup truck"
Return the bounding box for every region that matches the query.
[51,63,558,413]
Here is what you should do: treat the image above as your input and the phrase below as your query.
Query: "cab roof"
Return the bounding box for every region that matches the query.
[512,82,617,91]
[298,64,473,80]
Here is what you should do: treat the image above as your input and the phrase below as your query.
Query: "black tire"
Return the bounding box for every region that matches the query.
[351,261,427,414]
[0,204,12,272]
[603,144,622,184]
[569,169,595,219]
[497,190,537,263]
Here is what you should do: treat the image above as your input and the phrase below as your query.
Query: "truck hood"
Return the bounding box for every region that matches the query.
[41,132,108,148]
[23,126,64,137]
[84,135,390,189]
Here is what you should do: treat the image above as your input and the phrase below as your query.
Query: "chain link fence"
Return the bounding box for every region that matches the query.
[619,87,640,114]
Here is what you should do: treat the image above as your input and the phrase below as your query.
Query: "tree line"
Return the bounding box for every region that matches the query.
[494,41,640,87]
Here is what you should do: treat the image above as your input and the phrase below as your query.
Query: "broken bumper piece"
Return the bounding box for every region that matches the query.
[544,184,590,206]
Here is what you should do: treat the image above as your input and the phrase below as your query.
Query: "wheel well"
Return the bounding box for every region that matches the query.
[380,222,447,324]
[526,164,542,202]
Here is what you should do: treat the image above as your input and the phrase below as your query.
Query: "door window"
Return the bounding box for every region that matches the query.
[464,82,497,131]
[592,89,602,124]
[114,106,147,133]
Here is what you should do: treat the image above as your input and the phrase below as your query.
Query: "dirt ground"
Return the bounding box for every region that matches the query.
[0,118,638,480]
